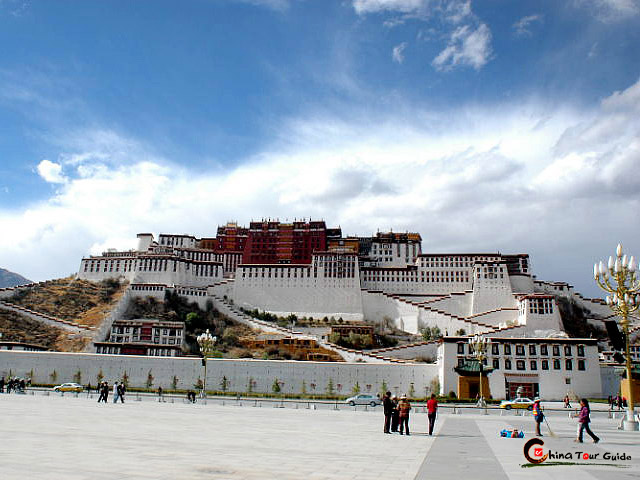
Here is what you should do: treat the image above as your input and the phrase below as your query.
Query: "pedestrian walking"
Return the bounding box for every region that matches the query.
[576,398,600,443]
[427,394,438,436]
[157,386,163,402]
[117,382,125,403]
[616,394,623,411]
[398,394,411,436]
[113,381,120,403]
[532,398,544,436]
[391,396,400,433]
[382,391,393,434]
[563,395,571,408]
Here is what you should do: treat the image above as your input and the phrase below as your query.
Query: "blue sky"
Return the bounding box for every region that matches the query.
[0,0,639,297]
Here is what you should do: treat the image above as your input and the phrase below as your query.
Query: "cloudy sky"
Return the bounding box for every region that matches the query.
[0,0,639,297]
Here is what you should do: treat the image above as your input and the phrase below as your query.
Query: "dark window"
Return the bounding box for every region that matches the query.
[504,344,511,355]
[493,358,500,369]
[564,346,572,356]
[516,345,525,356]
[529,345,536,355]
[540,345,548,356]
[553,359,561,370]
[565,359,573,370]
[552,345,560,356]
[505,359,512,370]
[578,359,586,371]
[492,344,499,355]
[516,360,526,370]
[577,345,585,357]
[530,360,538,370]
[457,358,464,367]
[541,360,549,370]
[457,343,464,354]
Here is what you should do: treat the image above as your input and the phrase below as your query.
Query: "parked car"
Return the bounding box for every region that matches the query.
[345,394,381,407]
[500,397,534,410]
[53,383,84,393]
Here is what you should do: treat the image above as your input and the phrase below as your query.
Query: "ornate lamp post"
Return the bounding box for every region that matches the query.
[594,244,639,431]
[468,333,489,408]
[197,329,216,398]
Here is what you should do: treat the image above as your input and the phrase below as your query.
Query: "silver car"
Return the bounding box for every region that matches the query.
[345,394,381,407]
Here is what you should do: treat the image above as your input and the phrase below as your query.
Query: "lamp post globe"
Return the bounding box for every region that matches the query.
[594,243,640,431]
[197,329,217,398]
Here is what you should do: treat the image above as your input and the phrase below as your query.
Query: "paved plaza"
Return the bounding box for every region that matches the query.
[2,393,640,480]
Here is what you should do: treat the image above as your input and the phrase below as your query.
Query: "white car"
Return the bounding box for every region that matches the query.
[345,394,381,407]
[500,397,534,410]
[53,383,84,393]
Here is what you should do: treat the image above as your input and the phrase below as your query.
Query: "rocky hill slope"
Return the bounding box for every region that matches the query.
[0,268,32,288]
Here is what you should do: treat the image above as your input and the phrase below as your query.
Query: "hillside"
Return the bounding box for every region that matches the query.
[0,268,32,288]
[8,277,127,328]
[0,310,86,352]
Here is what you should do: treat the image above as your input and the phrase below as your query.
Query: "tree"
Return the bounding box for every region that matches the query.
[326,378,335,395]
[301,380,307,395]
[351,382,361,395]
[455,328,466,336]
[272,378,281,394]
[430,377,440,397]
[220,376,230,393]
[146,370,154,389]
[122,371,129,388]
[49,370,58,384]
[195,377,204,391]
[73,370,82,384]
[408,383,415,398]
[380,380,388,396]
[171,375,179,391]
[247,377,255,393]
[96,369,104,384]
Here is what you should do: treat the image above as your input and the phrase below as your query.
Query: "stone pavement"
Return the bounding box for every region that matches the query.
[1,393,639,480]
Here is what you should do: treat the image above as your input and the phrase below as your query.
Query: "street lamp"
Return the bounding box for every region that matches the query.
[197,329,217,398]
[468,334,489,408]
[594,244,640,431]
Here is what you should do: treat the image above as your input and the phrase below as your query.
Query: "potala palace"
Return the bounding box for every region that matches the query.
[1,220,637,401]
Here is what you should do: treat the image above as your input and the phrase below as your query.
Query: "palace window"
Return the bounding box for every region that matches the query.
[553,359,561,370]
[565,359,573,370]
[492,344,499,355]
[530,360,537,370]
[529,345,536,355]
[504,359,512,370]
[504,344,511,355]
[540,345,548,356]
[577,345,585,357]
[516,360,526,371]
[578,359,586,371]
[541,360,549,370]
[493,359,500,369]
[516,345,525,356]
[564,346,572,356]
[552,345,560,356]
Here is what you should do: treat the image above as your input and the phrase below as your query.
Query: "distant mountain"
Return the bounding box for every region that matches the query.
[0,268,32,288]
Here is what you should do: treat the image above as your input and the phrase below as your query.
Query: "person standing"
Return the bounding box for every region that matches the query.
[112,381,120,403]
[532,398,544,436]
[391,396,400,433]
[118,382,125,403]
[427,394,438,436]
[563,395,571,408]
[101,382,109,403]
[157,386,163,402]
[576,398,600,443]
[398,395,411,436]
[382,391,393,434]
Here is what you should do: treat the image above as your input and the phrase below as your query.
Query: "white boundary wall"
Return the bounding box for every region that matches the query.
[0,351,438,396]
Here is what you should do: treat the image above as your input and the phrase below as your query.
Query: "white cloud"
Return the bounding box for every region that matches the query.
[36,159,67,184]
[392,42,407,63]
[3,79,640,299]
[353,0,429,15]
[432,23,492,71]
[576,0,640,21]
[512,14,543,37]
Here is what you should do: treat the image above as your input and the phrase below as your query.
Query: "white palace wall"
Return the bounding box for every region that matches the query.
[0,351,438,396]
